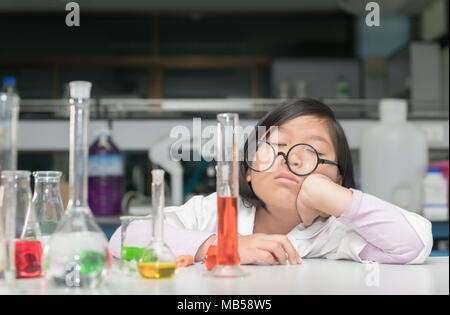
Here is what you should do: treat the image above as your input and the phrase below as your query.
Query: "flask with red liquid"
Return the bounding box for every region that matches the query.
[0,170,43,279]
[208,113,247,278]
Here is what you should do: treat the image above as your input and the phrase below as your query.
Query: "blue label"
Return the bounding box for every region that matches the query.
[88,154,123,176]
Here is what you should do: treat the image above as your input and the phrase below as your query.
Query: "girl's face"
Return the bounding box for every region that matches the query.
[247,115,341,212]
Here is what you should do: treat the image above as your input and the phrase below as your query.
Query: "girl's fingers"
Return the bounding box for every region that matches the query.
[258,240,287,265]
[255,249,278,265]
[264,235,301,265]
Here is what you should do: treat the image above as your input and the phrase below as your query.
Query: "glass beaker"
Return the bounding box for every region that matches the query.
[32,171,64,248]
[138,169,177,279]
[43,81,112,288]
[0,92,19,172]
[120,215,152,275]
[209,113,247,278]
[0,171,43,279]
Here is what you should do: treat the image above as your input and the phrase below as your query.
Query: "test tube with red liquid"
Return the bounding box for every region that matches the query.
[209,113,247,278]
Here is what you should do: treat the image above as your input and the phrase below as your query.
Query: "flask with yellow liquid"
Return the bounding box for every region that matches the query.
[138,169,177,279]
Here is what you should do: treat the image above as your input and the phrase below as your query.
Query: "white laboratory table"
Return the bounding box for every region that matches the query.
[3,257,448,295]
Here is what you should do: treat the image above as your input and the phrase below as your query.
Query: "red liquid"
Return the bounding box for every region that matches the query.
[15,240,43,279]
[217,196,240,266]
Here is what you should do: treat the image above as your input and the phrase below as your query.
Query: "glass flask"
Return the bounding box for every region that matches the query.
[32,171,64,248]
[120,215,152,275]
[43,81,112,288]
[138,169,177,279]
[0,171,43,279]
[209,113,247,278]
[0,92,19,172]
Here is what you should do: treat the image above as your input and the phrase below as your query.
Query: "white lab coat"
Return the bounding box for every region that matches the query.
[163,192,433,264]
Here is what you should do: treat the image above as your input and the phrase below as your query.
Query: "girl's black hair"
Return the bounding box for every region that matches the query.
[239,98,355,211]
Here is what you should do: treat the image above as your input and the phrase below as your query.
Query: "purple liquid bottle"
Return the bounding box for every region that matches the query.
[88,129,124,216]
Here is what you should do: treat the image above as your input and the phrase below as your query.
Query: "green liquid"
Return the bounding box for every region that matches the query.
[121,246,145,262]
[79,250,106,275]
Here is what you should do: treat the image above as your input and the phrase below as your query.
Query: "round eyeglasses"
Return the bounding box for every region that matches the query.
[245,140,340,176]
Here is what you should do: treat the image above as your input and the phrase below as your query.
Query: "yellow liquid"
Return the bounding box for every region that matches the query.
[138,262,177,279]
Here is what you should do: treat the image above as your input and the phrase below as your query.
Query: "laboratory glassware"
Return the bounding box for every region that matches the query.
[88,129,124,216]
[120,215,152,274]
[43,81,112,288]
[32,171,64,248]
[360,99,428,212]
[0,175,13,283]
[0,92,19,172]
[0,171,42,279]
[138,169,177,279]
[209,113,247,278]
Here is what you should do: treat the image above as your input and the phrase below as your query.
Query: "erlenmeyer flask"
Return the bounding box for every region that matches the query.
[43,81,112,288]
[138,169,177,279]
[0,170,43,279]
[32,171,64,248]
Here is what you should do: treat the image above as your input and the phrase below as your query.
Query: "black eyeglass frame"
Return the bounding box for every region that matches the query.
[245,141,340,176]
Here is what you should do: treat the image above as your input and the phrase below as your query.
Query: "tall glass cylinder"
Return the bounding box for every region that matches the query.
[68,82,90,210]
[43,81,112,288]
[0,92,19,172]
[210,113,247,278]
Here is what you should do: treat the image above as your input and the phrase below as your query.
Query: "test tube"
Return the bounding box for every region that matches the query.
[209,113,247,278]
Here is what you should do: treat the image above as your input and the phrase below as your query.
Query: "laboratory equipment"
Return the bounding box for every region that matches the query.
[0,77,18,94]
[336,75,350,99]
[0,91,19,172]
[44,81,112,288]
[32,171,64,248]
[0,171,42,279]
[120,215,152,274]
[0,175,13,283]
[0,201,5,279]
[423,168,448,222]
[295,80,307,98]
[360,99,428,212]
[138,169,177,279]
[209,113,247,278]
[88,128,124,216]
[429,160,449,206]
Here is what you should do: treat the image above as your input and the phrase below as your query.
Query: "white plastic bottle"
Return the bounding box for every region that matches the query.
[423,168,448,221]
[360,99,428,212]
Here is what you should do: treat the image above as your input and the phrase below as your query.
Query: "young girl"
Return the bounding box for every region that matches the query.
[109,98,433,265]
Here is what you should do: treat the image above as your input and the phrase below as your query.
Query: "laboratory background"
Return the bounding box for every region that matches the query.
[0,0,448,288]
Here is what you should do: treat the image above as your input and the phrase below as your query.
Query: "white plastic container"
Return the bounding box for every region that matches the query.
[360,99,428,212]
[423,168,448,221]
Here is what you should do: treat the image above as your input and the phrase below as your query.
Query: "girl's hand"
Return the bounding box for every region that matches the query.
[238,234,302,265]
[296,174,353,226]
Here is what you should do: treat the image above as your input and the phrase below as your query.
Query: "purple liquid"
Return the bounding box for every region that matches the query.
[88,133,124,216]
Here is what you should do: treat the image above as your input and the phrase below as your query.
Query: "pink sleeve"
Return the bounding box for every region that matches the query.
[339,189,425,264]
[108,220,215,260]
